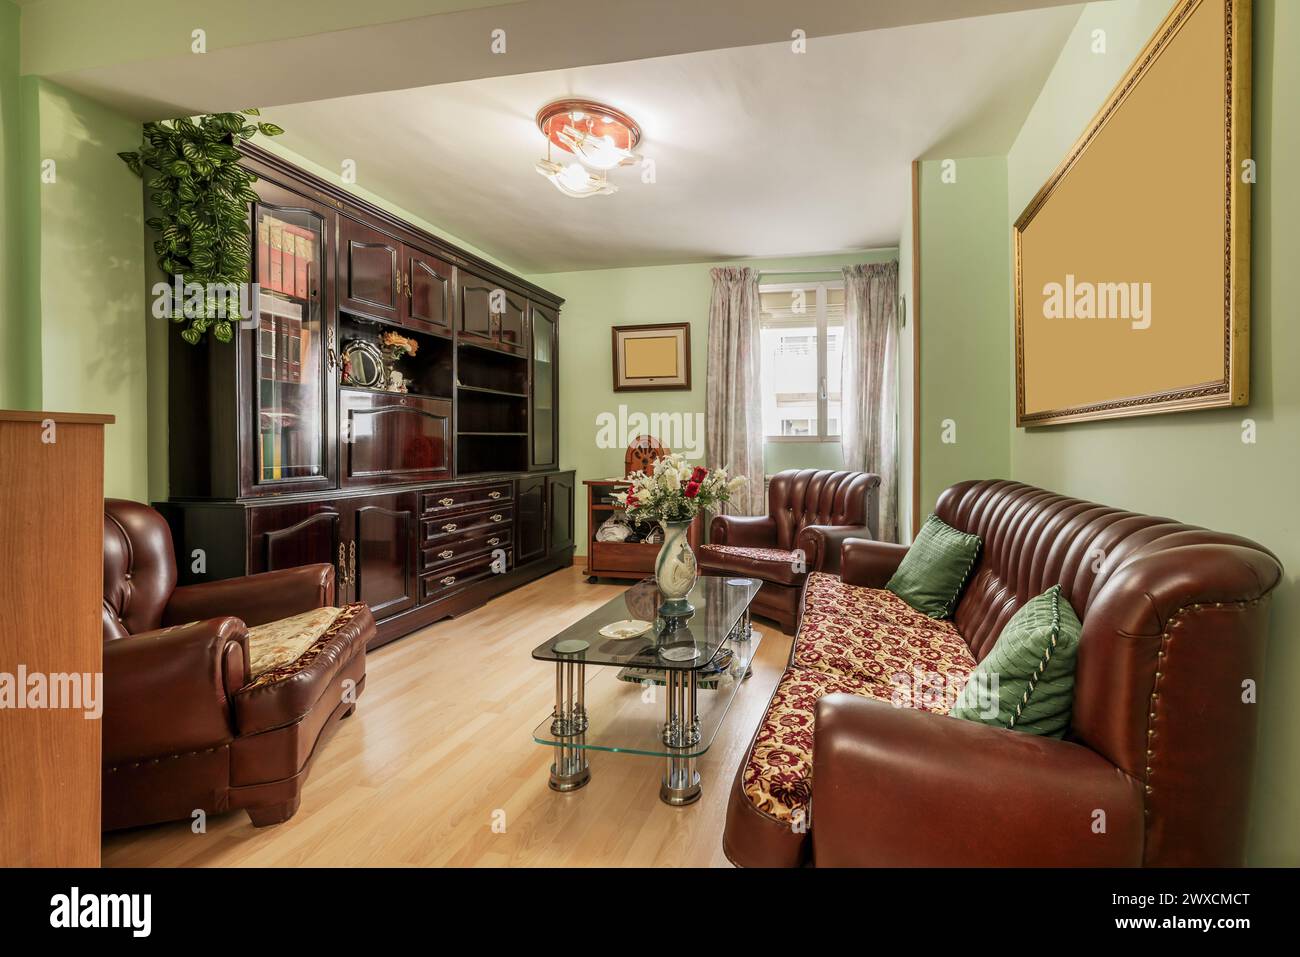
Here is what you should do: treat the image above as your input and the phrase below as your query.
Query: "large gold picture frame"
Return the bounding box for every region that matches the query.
[1013,0,1250,427]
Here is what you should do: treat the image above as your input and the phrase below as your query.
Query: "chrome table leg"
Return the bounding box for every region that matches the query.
[660,667,702,806]
[548,657,590,791]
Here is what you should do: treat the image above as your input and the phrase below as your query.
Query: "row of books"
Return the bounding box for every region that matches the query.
[258,409,318,482]
[257,295,310,385]
[257,214,315,299]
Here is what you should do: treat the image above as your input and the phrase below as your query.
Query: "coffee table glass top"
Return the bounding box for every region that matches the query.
[530,575,762,672]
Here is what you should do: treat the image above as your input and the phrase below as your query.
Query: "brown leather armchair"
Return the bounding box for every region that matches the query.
[102,499,373,830]
[723,480,1283,867]
[698,469,879,632]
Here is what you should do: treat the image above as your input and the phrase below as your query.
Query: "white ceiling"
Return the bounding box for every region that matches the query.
[267,5,1082,274]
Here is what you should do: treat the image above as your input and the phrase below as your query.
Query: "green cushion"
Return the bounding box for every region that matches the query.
[951,584,1082,738]
[885,514,981,619]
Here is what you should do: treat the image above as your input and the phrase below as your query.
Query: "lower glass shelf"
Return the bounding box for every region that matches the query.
[531,631,763,759]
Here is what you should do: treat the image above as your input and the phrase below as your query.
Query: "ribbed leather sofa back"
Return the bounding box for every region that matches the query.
[935,479,1281,864]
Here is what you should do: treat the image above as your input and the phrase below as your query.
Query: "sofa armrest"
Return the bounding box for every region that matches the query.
[796,524,872,576]
[164,563,335,628]
[839,539,909,587]
[708,514,777,548]
[811,694,1144,867]
[103,617,249,766]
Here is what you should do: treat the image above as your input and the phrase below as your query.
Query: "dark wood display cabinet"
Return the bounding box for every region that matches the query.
[158,144,573,648]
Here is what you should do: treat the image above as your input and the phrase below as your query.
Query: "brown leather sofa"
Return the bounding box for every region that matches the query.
[102,499,373,830]
[723,479,1282,867]
[699,469,879,632]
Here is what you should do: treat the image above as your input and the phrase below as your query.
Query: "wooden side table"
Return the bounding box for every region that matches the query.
[582,479,701,583]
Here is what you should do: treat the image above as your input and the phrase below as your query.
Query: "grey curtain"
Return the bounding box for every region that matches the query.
[841,261,899,542]
[705,266,764,515]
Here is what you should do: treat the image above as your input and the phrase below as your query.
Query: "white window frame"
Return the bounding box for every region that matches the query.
[759,280,843,443]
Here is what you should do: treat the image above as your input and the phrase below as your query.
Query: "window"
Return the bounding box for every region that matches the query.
[759,281,844,441]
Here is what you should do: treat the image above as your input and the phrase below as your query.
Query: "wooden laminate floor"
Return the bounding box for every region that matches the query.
[101,566,793,867]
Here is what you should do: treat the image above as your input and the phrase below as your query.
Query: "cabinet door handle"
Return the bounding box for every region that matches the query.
[487,537,501,547]
[337,542,348,588]
[439,549,454,560]
[439,497,455,506]
[490,513,503,522]
[442,523,458,532]
[440,576,457,586]
[347,540,357,586]
[488,491,502,499]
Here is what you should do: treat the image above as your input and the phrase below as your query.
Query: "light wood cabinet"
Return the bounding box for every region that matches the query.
[0,410,112,866]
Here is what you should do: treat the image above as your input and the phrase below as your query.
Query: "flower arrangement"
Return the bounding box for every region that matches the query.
[613,453,745,525]
[381,330,419,357]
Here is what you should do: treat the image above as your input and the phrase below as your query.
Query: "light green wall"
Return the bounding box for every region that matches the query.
[917,155,1012,514]
[897,185,915,544]
[0,45,148,499]
[0,0,33,409]
[526,250,898,550]
[33,80,148,500]
[1003,0,1300,866]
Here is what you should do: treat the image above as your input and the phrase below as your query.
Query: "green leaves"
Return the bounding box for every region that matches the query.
[116,109,283,346]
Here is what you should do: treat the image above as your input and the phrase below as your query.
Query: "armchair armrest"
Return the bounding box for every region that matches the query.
[810,694,1144,866]
[839,538,909,587]
[103,617,249,766]
[164,563,335,628]
[796,524,872,576]
[708,513,777,548]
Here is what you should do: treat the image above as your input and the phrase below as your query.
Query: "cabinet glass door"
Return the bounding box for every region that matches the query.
[530,305,556,468]
[254,202,328,487]
[498,290,526,354]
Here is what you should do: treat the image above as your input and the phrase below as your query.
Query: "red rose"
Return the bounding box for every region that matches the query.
[684,481,701,498]
[626,495,638,507]
[691,466,708,483]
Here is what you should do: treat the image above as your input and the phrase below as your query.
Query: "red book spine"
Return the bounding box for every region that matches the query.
[281,224,296,297]
[257,218,270,290]
[269,220,284,294]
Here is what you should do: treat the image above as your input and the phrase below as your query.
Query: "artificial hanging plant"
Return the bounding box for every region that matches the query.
[118,110,284,345]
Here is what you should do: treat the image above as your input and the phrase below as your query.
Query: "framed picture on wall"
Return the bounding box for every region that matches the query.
[1013,0,1250,427]
[612,322,691,391]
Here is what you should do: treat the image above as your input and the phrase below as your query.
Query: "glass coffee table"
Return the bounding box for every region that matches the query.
[531,575,763,806]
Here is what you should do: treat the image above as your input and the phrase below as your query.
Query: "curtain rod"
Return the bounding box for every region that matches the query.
[754,268,845,276]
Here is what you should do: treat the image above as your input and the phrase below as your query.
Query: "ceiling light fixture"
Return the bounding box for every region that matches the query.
[534,99,642,198]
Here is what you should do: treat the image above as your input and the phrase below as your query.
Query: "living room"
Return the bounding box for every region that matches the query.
[1,0,1296,911]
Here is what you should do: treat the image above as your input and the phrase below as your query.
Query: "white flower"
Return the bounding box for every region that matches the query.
[726,476,748,494]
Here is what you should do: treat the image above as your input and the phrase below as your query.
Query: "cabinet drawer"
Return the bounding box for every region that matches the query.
[420,548,512,603]
[421,482,512,516]
[422,505,512,543]
[420,528,511,572]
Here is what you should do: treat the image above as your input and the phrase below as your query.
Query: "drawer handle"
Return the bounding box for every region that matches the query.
[488,491,502,499]
[439,497,455,507]
[440,576,456,586]
[490,513,503,522]
[439,549,455,560]
[442,523,458,532]
[487,537,501,546]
